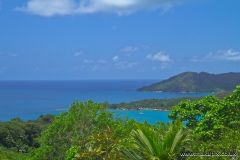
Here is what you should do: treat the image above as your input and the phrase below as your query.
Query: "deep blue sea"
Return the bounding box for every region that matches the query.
[0,80,213,123]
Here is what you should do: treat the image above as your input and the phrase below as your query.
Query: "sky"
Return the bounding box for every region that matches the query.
[0,0,240,80]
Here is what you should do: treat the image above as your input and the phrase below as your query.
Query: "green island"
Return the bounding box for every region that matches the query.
[107,90,232,111]
[137,72,240,92]
[0,86,239,160]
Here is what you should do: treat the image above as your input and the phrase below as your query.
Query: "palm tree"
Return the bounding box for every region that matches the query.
[122,118,189,160]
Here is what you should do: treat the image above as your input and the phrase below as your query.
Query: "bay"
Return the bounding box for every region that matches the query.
[110,110,171,124]
[0,80,212,122]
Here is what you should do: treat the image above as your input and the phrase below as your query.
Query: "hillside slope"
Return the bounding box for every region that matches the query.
[137,72,240,92]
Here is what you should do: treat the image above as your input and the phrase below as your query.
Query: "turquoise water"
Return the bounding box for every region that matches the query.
[110,110,170,124]
[0,80,213,122]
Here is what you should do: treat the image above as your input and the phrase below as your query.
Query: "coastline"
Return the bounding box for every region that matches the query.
[109,108,170,112]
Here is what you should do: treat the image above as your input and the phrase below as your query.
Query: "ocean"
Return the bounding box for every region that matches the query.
[0,80,212,123]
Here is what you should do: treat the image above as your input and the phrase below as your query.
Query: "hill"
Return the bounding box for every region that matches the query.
[137,72,240,92]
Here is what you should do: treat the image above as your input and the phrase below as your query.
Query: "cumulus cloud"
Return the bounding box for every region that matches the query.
[147,52,171,62]
[16,0,189,16]
[73,51,83,56]
[112,55,119,62]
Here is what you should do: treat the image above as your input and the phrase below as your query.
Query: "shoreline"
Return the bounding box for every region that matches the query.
[109,108,170,112]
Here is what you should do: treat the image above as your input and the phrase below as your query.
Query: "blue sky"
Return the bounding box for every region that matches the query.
[0,0,239,80]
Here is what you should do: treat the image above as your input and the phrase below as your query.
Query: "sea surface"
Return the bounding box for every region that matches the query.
[0,80,213,123]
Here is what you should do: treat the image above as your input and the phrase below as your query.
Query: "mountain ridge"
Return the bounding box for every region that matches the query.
[137,72,240,92]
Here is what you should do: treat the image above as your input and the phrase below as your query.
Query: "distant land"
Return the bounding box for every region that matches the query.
[107,90,231,111]
[137,72,240,92]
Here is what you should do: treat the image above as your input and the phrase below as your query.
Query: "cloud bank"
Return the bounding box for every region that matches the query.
[16,0,189,16]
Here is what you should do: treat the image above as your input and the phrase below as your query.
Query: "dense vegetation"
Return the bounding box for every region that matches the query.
[0,86,239,159]
[108,97,200,111]
[137,72,240,92]
[108,90,231,110]
[0,114,55,159]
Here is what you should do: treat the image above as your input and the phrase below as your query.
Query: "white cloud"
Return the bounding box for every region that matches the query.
[112,55,119,62]
[114,61,137,69]
[121,46,138,52]
[190,49,240,62]
[16,0,188,16]
[16,0,77,16]
[147,52,171,62]
[204,49,240,61]
[73,51,83,56]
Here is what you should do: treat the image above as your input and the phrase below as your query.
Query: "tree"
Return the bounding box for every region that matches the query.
[122,118,189,160]
[23,121,42,147]
[0,120,25,149]
[32,100,124,160]
[65,113,136,159]
[71,126,127,160]
[168,85,240,140]
[168,85,240,159]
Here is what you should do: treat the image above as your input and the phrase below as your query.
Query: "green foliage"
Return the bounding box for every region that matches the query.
[0,119,26,149]
[36,114,55,125]
[109,97,201,110]
[32,100,123,160]
[186,128,240,160]
[169,85,240,140]
[137,72,240,92]
[66,114,136,160]
[73,126,127,160]
[65,146,81,160]
[0,114,54,152]
[0,146,31,160]
[108,91,230,111]
[122,118,189,160]
[169,85,240,159]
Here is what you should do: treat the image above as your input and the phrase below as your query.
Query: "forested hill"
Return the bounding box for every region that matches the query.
[137,72,240,92]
